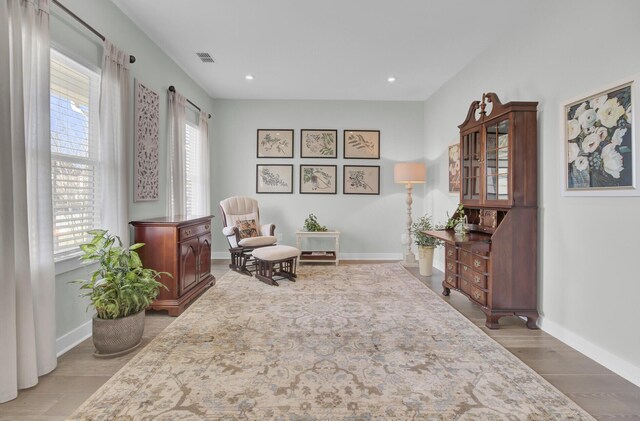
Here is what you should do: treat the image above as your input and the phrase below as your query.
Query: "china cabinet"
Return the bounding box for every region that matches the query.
[426,93,539,329]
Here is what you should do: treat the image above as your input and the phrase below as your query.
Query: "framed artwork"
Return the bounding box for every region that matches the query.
[343,130,380,159]
[562,75,639,196]
[257,129,294,158]
[448,143,461,192]
[300,165,337,194]
[300,129,338,158]
[256,164,293,194]
[343,165,380,195]
[134,80,159,201]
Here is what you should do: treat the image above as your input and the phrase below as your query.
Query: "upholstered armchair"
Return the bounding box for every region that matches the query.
[219,196,277,275]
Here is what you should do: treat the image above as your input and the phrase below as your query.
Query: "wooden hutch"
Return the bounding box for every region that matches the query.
[426,93,539,329]
[130,215,215,316]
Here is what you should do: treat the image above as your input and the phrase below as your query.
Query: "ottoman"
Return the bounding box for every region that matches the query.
[251,245,300,286]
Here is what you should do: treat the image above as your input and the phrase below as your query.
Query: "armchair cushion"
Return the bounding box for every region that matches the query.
[238,235,277,247]
[222,226,237,237]
[236,219,258,239]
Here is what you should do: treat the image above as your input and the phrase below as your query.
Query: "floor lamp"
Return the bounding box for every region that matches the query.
[394,162,426,266]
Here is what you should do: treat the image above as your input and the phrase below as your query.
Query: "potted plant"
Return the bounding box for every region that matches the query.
[410,215,443,276]
[75,229,168,357]
[303,213,328,232]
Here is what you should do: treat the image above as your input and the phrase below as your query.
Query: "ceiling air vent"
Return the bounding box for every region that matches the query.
[196,52,214,63]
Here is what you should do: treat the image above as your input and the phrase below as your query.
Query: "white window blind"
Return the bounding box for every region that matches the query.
[184,120,202,217]
[50,49,101,261]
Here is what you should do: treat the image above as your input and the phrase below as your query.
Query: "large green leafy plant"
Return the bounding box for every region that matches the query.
[410,215,443,247]
[303,213,328,232]
[75,230,168,320]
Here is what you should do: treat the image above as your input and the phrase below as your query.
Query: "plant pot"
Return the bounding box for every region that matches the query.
[418,246,435,277]
[92,310,145,358]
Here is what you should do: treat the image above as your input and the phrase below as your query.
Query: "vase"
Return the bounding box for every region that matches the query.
[418,245,435,276]
[92,309,145,358]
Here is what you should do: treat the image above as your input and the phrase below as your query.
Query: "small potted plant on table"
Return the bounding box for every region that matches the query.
[75,230,167,358]
[411,215,443,276]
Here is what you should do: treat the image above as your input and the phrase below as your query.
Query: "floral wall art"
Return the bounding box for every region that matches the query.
[300,129,337,158]
[256,164,293,193]
[343,165,380,195]
[300,165,337,194]
[343,130,380,159]
[134,80,159,201]
[257,129,294,158]
[564,81,634,195]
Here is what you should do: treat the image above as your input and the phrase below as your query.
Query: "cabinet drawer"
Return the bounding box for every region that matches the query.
[470,254,488,273]
[468,285,487,306]
[444,273,457,289]
[179,221,211,241]
[445,244,457,260]
[459,249,472,266]
[445,259,458,274]
[460,265,487,289]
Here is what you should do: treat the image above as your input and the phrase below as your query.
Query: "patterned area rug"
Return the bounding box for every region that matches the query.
[71,264,593,420]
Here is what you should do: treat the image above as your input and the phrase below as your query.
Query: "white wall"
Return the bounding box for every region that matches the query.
[211,99,425,258]
[51,0,215,353]
[423,0,640,385]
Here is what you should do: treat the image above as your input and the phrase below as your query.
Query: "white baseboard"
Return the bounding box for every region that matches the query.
[213,252,402,261]
[539,316,640,387]
[56,319,92,357]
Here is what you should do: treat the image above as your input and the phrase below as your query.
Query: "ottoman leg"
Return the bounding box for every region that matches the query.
[255,259,279,286]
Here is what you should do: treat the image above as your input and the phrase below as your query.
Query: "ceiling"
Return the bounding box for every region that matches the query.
[110,0,536,101]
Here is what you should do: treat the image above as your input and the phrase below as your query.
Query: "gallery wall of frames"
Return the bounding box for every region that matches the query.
[255,129,381,195]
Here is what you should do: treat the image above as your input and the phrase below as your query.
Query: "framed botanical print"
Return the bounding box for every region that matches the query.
[256,164,293,193]
[300,129,338,158]
[448,143,461,192]
[343,130,380,159]
[300,165,337,194]
[562,75,639,196]
[343,165,380,195]
[257,129,294,158]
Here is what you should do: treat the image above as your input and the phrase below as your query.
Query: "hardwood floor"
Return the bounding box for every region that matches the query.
[0,260,638,420]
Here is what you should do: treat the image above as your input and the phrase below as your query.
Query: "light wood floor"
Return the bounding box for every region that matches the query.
[1,260,638,420]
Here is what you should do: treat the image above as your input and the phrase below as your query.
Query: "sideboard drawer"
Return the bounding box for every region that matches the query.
[470,254,488,273]
[445,244,457,260]
[469,285,487,307]
[446,259,458,275]
[445,273,457,289]
[461,266,487,289]
[179,222,211,242]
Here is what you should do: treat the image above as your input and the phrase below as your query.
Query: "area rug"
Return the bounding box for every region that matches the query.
[71,264,593,420]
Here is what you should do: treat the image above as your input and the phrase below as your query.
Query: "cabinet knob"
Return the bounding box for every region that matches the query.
[186,229,192,235]
[205,224,210,230]
[474,274,481,284]
[473,291,481,300]
[474,259,481,268]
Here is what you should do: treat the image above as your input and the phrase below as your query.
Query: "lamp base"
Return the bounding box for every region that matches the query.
[401,251,417,267]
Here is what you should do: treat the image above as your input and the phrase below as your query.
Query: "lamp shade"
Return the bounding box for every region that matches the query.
[394,162,426,184]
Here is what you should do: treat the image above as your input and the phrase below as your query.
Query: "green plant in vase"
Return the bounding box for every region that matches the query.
[410,215,443,276]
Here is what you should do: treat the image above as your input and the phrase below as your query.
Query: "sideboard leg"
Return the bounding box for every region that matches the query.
[442,286,451,296]
[485,314,501,329]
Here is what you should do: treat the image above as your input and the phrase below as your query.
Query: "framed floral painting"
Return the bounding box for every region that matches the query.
[257,129,294,158]
[300,165,337,194]
[300,129,337,158]
[256,164,293,193]
[563,76,639,196]
[343,130,380,159]
[448,143,461,193]
[343,165,380,195]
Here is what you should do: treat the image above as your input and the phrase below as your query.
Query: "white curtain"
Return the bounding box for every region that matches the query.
[196,110,211,215]
[167,89,187,216]
[0,0,57,403]
[99,40,130,241]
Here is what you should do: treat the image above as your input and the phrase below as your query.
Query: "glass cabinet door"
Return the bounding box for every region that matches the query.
[484,119,510,203]
[461,131,481,203]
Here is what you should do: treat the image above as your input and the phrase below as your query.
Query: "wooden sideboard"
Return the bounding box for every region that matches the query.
[425,93,539,329]
[130,215,215,316]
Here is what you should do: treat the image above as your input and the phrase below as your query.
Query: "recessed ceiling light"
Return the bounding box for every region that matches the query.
[245,74,254,81]
[387,76,396,83]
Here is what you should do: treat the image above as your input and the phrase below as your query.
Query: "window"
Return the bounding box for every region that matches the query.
[50,49,101,261]
[184,118,203,217]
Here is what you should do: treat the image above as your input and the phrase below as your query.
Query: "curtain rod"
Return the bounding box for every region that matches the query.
[51,0,136,64]
[169,86,212,119]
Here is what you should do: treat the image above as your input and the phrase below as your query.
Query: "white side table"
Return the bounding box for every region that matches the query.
[295,230,340,266]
